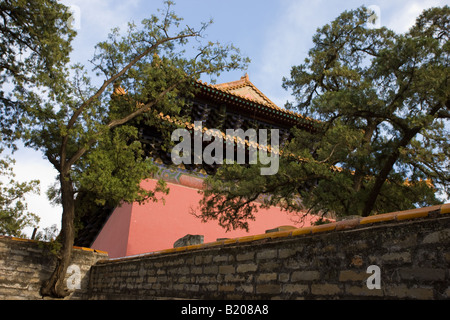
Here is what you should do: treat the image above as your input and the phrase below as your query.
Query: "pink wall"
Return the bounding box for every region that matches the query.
[91,178,319,258]
[90,202,133,258]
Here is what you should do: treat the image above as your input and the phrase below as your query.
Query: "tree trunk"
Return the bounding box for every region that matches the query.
[353,120,378,193]
[40,172,76,298]
[361,149,400,217]
[361,126,423,217]
[361,102,443,217]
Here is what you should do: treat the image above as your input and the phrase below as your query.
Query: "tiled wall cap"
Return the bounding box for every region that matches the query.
[359,213,396,225]
[311,223,337,233]
[291,227,313,236]
[396,209,431,221]
[441,203,450,215]
[267,230,293,239]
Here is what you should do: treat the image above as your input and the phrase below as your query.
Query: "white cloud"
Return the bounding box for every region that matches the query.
[384,0,446,33]
[254,0,328,107]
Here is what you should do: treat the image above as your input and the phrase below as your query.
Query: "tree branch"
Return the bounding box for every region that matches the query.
[64,81,179,171]
[65,33,198,132]
[361,99,446,216]
[60,32,201,172]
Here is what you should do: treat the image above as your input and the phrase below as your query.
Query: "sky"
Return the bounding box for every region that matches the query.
[8,0,449,237]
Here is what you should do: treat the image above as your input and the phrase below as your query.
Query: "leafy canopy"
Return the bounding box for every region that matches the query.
[0,0,75,150]
[11,0,249,212]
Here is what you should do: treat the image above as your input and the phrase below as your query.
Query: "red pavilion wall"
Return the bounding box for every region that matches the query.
[91,176,320,258]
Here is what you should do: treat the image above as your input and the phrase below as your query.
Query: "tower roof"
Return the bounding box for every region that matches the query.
[195,74,320,131]
[212,73,279,110]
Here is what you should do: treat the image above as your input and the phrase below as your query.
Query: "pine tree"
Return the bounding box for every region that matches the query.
[197,6,449,230]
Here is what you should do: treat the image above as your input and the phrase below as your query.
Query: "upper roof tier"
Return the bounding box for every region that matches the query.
[195,74,320,132]
[213,73,278,108]
[113,73,321,132]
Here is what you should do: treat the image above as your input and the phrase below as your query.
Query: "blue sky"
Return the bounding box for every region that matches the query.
[61,0,449,106]
[10,0,449,236]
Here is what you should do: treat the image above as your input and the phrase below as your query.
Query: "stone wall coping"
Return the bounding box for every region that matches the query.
[103,203,450,263]
[0,235,108,256]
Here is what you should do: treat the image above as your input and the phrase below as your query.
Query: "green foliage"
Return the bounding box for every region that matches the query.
[0,0,75,150]
[198,6,449,229]
[35,224,62,257]
[74,125,169,207]
[0,149,40,237]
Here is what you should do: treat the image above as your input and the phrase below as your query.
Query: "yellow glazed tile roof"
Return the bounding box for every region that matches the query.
[197,74,320,125]
[113,75,321,131]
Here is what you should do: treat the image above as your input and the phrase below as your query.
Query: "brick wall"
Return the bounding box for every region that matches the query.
[88,204,450,300]
[0,236,107,300]
[1,204,449,300]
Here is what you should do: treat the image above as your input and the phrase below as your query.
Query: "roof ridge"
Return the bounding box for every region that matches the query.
[114,76,321,126]
[197,79,320,125]
[212,73,280,110]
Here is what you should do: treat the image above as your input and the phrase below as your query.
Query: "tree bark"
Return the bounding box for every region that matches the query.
[361,148,401,217]
[361,126,419,217]
[353,120,378,193]
[40,172,76,298]
[361,102,444,217]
